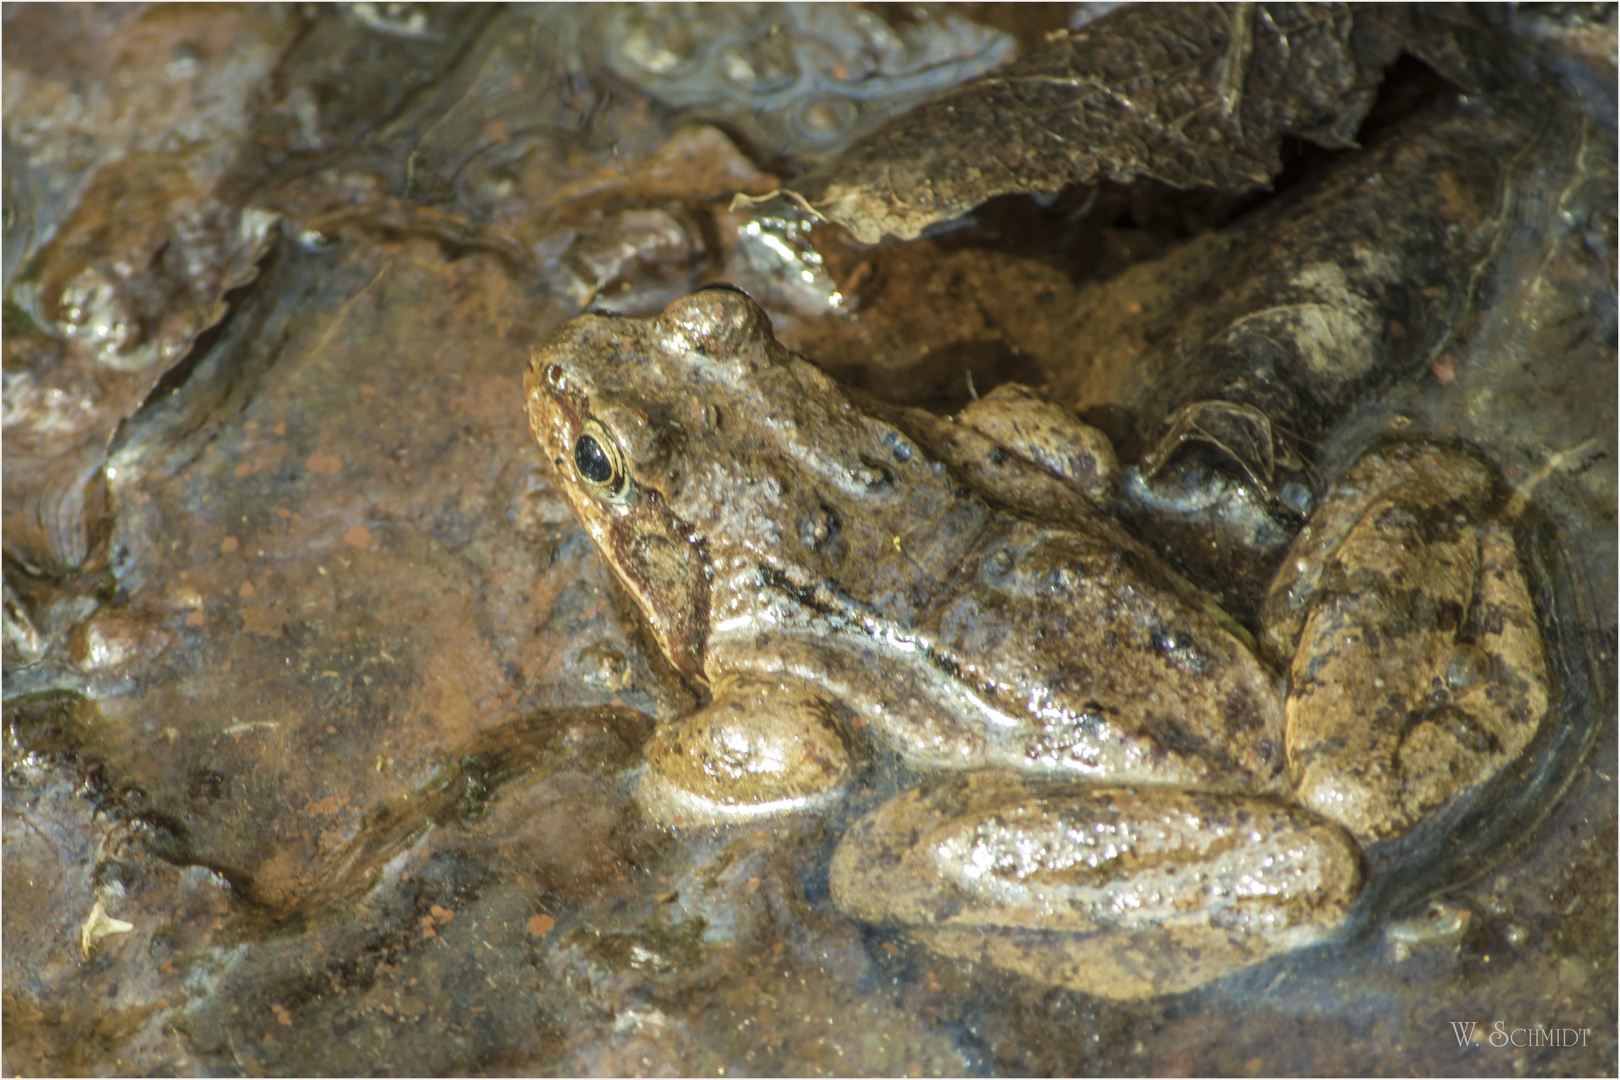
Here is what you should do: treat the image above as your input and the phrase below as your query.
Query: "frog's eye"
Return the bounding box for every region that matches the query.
[573,418,630,500]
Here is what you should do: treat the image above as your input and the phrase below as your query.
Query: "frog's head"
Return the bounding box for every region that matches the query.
[526,286,855,681]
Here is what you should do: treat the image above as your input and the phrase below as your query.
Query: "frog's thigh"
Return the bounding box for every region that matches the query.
[638,673,855,826]
[1395,521,1549,819]
[955,383,1117,502]
[830,773,1361,1001]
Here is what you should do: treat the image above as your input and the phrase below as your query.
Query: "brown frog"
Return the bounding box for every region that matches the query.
[524,288,1549,999]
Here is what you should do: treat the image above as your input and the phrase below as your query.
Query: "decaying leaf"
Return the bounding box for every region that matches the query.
[1043,88,1547,452]
[771,3,1453,242]
[79,898,134,959]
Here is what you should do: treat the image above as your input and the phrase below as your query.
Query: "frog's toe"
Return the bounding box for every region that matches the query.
[637,674,855,826]
[1261,442,1493,662]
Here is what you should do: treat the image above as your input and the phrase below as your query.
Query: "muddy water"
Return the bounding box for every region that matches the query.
[3,5,1614,1076]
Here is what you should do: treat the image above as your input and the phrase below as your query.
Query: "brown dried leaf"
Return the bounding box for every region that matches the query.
[779,3,1420,243]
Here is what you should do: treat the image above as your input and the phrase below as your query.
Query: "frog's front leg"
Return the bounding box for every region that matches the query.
[831,772,1361,1000]
[1265,443,1550,843]
[638,673,856,826]
[954,382,1119,504]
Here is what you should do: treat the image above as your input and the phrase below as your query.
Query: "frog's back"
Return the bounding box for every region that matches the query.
[922,514,1287,792]
[844,397,1290,793]
[720,387,1289,794]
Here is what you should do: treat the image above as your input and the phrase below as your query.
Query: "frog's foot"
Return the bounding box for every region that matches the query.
[953,383,1118,505]
[638,673,855,826]
[1275,446,1550,844]
[1393,522,1549,818]
[830,773,1361,1001]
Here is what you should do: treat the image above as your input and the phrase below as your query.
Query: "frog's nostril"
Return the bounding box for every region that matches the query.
[546,363,565,387]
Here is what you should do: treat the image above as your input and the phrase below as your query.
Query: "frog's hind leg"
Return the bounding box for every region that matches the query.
[1392,521,1548,825]
[1276,445,1551,844]
[830,773,1362,1000]
[1260,442,1493,664]
[637,673,855,826]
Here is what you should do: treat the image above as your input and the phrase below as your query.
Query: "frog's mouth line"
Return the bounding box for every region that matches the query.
[593,497,712,681]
